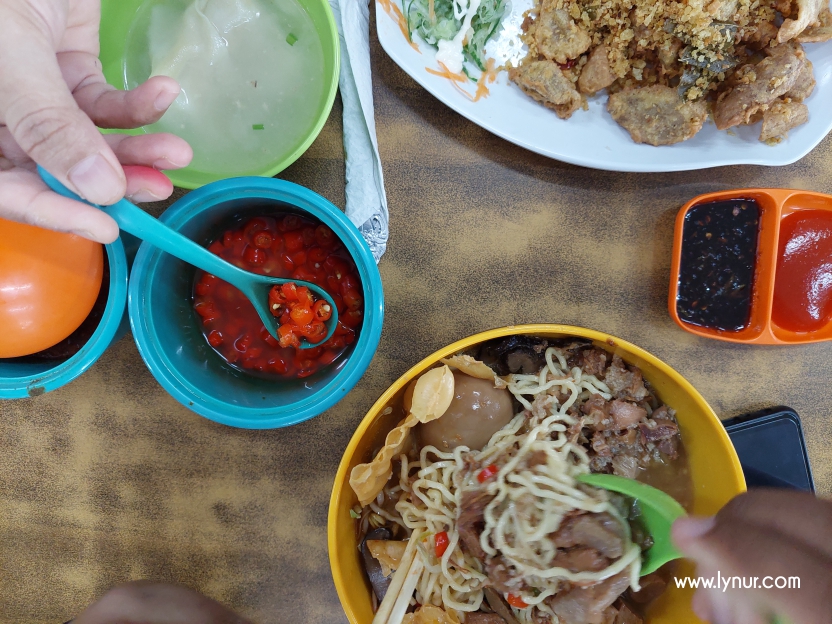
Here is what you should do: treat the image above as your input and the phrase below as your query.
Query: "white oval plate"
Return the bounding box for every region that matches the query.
[376,0,832,172]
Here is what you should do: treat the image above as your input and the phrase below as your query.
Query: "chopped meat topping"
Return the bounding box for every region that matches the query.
[458,489,494,561]
[553,513,624,559]
[548,572,632,624]
[553,547,610,572]
[604,355,650,401]
[609,400,647,429]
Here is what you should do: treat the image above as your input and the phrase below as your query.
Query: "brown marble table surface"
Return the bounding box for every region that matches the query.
[2,9,831,624]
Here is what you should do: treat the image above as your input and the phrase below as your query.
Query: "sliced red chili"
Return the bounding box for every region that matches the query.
[506,594,528,608]
[194,216,363,380]
[434,531,450,557]
[477,465,499,483]
[313,300,332,321]
[290,305,314,326]
[243,246,266,265]
[253,231,273,249]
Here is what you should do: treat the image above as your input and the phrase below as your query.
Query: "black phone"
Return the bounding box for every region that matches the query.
[723,406,815,492]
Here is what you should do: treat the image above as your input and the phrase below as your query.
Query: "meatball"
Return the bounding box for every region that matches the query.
[417,372,515,451]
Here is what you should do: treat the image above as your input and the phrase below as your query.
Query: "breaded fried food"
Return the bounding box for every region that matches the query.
[760,100,809,141]
[607,85,708,146]
[509,60,583,119]
[578,45,616,94]
[532,0,592,64]
[713,48,806,130]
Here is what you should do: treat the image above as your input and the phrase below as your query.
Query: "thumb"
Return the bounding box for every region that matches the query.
[0,7,125,206]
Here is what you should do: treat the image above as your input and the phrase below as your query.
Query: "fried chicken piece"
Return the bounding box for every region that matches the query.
[533,0,592,64]
[578,45,616,95]
[778,0,824,42]
[607,85,707,146]
[760,100,809,141]
[713,48,805,129]
[509,60,583,119]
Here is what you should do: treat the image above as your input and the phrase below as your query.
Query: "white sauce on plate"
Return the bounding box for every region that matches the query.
[434,0,482,73]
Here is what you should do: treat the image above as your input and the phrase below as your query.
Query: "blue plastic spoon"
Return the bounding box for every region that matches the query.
[38,166,338,347]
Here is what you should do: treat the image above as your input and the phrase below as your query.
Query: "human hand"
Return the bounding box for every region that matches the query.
[672,489,832,624]
[72,581,252,624]
[0,0,192,243]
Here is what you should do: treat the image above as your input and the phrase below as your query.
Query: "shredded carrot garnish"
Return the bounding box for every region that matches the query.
[426,58,500,102]
[377,0,420,52]
[426,62,475,100]
[472,58,498,102]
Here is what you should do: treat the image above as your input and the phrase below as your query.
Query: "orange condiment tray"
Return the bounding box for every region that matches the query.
[669,188,832,345]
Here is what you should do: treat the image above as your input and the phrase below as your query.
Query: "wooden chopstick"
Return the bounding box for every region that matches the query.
[372,532,420,624]
[385,555,424,624]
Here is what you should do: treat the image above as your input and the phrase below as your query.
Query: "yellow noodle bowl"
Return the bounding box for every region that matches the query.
[328,325,745,624]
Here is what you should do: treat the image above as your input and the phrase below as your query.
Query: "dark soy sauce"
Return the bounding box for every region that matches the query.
[677,199,760,332]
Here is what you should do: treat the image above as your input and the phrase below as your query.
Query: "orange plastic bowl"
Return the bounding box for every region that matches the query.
[669,188,832,344]
[328,324,745,624]
[0,219,103,358]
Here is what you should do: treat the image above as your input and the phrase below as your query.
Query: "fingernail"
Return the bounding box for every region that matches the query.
[68,154,123,205]
[127,188,165,203]
[152,157,188,170]
[154,87,180,112]
[673,516,716,546]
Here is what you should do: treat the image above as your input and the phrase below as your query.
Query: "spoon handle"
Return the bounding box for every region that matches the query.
[38,166,250,290]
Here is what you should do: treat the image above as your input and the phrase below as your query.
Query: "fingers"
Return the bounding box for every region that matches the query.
[60,51,181,129]
[73,581,253,624]
[674,510,832,624]
[0,9,125,206]
[712,489,832,560]
[123,165,174,203]
[104,133,193,171]
[103,134,192,202]
[0,170,118,243]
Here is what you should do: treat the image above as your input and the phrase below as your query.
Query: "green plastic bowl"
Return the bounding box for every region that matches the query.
[99,0,340,189]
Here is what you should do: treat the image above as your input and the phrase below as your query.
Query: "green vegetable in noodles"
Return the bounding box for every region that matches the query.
[252,123,265,130]
[286,32,298,45]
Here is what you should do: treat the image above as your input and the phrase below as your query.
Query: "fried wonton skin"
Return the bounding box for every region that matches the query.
[349,366,454,506]
[607,85,707,145]
[509,60,583,119]
[779,0,825,41]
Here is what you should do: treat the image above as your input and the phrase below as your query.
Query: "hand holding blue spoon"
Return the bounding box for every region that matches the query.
[38,166,338,348]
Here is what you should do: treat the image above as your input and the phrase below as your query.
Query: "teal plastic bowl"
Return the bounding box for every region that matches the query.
[128,178,384,428]
[0,238,129,398]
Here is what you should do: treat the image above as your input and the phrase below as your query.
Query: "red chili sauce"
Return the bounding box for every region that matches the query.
[193,215,363,379]
[772,210,832,333]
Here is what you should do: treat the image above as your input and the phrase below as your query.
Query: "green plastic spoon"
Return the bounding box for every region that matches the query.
[578,473,792,624]
[38,166,338,347]
[577,472,686,576]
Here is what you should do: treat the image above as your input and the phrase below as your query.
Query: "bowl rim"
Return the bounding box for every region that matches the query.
[128,176,384,429]
[0,238,129,398]
[327,323,745,623]
[99,0,342,190]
